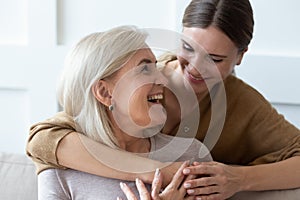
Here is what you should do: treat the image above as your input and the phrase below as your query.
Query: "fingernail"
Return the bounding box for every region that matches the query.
[184,183,191,188]
[194,161,200,165]
[120,182,125,188]
[196,197,202,200]
[136,178,142,184]
[155,168,160,176]
[183,168,190,174]
[187,189,194,194]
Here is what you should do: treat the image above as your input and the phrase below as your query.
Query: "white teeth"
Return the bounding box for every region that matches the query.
[147,94,163,101]
[188,71,203,80]
[191,75,202,80]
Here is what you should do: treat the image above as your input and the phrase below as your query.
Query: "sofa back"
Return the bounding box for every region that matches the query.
[0,152,37,200]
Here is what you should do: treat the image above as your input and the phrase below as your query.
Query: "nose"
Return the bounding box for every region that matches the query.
[188,63,207,75]
[188,52,212,75]
[154,70,168,86]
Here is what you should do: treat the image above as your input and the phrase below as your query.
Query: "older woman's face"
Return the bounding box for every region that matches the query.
[177,26,244,96]
[110,48,168,137]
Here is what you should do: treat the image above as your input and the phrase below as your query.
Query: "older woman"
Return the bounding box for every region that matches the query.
[38,26,211,199]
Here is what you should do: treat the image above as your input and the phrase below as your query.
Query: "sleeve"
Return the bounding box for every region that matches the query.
[213,76,300,165]
[26,112,76,173]
[38,169,70,199]
[232,82,300,165]
[248,98,300,165]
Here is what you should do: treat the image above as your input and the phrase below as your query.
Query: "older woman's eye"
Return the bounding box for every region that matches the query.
[141,64,150,73]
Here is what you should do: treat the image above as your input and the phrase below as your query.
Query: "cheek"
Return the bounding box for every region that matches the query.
[216,62,235,79]
[128,88,151,126]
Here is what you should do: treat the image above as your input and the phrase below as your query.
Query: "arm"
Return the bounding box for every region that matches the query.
[58,131,179,184]
[242,156,300,191]
[26,112,179,184]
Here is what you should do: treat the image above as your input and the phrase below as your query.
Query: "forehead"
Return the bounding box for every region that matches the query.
[113,48,156,78]
[131,48,156,63]
[182,26,237,55]
[122,48,156,69]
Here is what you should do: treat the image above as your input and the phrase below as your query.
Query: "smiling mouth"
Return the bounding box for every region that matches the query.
[147,93,163,104]
[183,65,205,80]
[184,69,206,83]
[189,73,204,81]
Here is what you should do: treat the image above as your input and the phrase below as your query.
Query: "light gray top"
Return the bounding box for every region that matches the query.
[38,134,212,200]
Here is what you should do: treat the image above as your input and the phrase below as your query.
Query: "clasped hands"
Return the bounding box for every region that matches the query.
[118,161,244,200]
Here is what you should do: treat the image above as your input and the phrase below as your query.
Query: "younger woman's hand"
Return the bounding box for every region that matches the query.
[182,161,245,200]
[118,161,195,200]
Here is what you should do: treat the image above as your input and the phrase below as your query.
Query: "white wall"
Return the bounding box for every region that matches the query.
[235,0,300,128]
[0,0,299,154]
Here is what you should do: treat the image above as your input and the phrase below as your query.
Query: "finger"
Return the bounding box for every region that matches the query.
[183,196,194,200]
[165,161,189,190]
[135,178,151,200]
[151,168,162,199]
[193,161,217,166]
[196,193,222,200]
[187,185,219,196]
[179,174,196,194]
[120,182,137,200]
[184,177,216,189]
[183,162,218,175]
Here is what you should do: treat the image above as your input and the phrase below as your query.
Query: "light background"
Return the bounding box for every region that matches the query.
[0,0,299,154]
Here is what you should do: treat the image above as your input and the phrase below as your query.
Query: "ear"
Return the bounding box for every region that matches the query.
[92,80,112,107]
[236,47,248,65]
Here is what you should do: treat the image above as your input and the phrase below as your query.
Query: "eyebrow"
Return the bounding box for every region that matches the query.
[209,54,227,58]
[137,58,157,65]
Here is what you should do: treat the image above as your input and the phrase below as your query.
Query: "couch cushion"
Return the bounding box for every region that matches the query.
[230,188,300,200]
[0,152,37,200]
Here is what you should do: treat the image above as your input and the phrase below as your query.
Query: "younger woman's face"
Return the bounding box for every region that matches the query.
[178,26,245,96]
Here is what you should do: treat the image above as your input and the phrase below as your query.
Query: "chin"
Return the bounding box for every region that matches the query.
[142,124,164,138]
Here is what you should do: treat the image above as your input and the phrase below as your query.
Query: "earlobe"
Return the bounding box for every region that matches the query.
[236,47,248,65]
[92,80,112,107]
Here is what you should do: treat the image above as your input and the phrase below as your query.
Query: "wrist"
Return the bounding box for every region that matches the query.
[238,166,252,191]
[136,171,155,184]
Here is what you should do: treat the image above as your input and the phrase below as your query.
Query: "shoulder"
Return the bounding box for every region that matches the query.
[151,134,212,162]
[38,169,70,198]
[224,75,272,108]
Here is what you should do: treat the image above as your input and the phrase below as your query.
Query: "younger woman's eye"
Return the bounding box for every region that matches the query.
[209,55,223,63]
[182,42,194,52]
[211,58,223,63]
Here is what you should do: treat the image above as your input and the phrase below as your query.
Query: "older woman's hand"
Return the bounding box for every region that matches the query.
[118,161,194,200]
[182,161,245,200]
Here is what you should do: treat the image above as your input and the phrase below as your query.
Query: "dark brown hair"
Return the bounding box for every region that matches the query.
[182,0,254,51]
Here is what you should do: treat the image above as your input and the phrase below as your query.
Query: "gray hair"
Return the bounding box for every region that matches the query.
[57,26,148,148]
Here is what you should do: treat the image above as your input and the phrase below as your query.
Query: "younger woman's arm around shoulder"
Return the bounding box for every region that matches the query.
[27,112,181,185]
